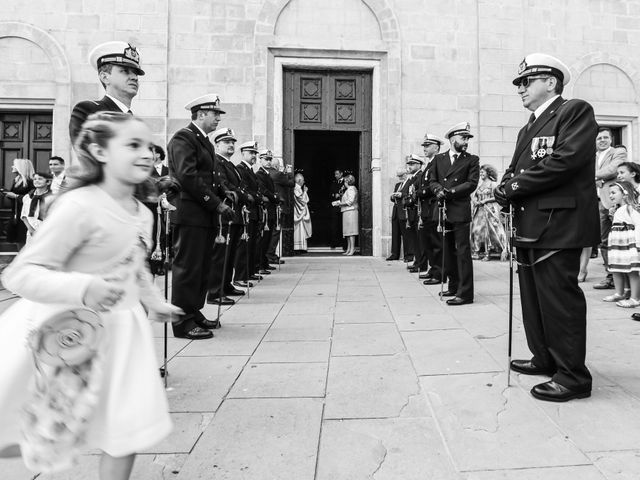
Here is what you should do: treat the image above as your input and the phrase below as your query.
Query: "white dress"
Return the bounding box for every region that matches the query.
[0,185,172,467]
[293,184,312,250]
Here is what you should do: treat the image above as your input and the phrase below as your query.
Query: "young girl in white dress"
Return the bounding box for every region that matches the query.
[604,181,640,308]
[0,112,182,479]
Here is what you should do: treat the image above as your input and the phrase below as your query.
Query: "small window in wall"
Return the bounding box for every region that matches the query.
[601,125,624,148]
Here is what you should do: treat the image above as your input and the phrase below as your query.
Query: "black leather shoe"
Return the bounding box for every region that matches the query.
[225,287,245,296]
[593,279,615,290]
[195,317,219,329]
[206,295,235,305]
[174,326,213,340]
[385,256,399,261]
[408,266,419,273]
[510,359,554,376]
[423,278,442,285]
[265,265,276,270]
[234,280,254,288]
[531,380,591,402]
[439,290,457,297]
[632,313,640,321]
[446,296,473,306]
[258,269,271,275]
[249,274,263,281]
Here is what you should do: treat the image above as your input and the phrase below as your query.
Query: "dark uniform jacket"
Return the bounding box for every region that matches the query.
[401,172,421,225]
[429,150,480,223]
[269,168,294,215]
[236,161,261,221]
[416,161,438,220]
[390,181,403,221]
[215,153,248,225]
[69,96,123,145]
[167,123,224,228]
[502,96,599,249]
[256,167,280,225]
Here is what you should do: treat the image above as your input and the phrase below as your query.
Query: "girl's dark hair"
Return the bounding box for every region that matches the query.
[611,180,640,209]
[480,164,498,182]
[618,162,640,183]
[68,111,156,201]
[34,171,53,180]
[152,144,165,160]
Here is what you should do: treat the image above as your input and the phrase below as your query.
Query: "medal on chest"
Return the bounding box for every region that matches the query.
[530,136,555,161]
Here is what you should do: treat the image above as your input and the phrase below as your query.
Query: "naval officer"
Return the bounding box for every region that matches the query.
[494,53,598,402]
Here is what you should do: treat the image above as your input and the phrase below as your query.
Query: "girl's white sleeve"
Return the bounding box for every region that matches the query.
[2,197,95,305]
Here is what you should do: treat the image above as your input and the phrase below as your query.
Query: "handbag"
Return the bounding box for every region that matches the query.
[20,307,104,473]
[5,202,18,243]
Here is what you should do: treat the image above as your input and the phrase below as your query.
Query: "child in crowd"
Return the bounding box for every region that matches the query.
[0,112,181,480]
[603,181,640,308]
[20,171,53,243]
[617,161,640,192]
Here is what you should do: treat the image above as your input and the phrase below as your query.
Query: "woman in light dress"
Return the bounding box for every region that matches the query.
[333,174,359,256]
[470,165,507,261]
[293,173,312,252]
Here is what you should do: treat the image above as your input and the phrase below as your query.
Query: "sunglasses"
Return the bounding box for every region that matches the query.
[516,75,550,88]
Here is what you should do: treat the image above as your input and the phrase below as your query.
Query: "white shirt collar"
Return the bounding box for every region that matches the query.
[449,149,460,161]
[191,122,208,138]
[597,146,612,159]
[533,95,560,120]
[241,160,253,169]
[106,94,131,113]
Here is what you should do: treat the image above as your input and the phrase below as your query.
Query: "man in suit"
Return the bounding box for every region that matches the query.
[494,53,599,402]
[69,41,143,144]
[151,145,169,178]
[329,169,345,249]
[429,122,479,306]
[207,127,248,305]
[593,127,627,289]
[256,149,281,272]
[404,155,424,272]
[234,141,262,285]
[266,157,295,264]
[168,94,234,340]
[387,167,408,261]
[416,134,444,284]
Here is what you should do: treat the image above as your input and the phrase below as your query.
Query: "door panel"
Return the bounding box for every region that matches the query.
[283,69,372,255]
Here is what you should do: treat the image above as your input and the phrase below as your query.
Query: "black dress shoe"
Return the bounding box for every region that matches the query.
[249,274,263,281]
[385,256,399,261]
[511,360,556,376]
[446,296,473,306]
[632,313,640,321]
[195,317,219,329]
[510,359,554,376]
[439,290,457,297]
[258,269,271,275]
[593,279,615,290]
[408,266,420,273]
[225,287,245,296]
[206,295,235,305]
[265,265,276,271]
[234,280,254,288]
[174,326,213,340]
[423,277,442,285]
[531,380,591,402]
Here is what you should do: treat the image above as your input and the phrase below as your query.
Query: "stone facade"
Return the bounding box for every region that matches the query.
[2,0,639,255]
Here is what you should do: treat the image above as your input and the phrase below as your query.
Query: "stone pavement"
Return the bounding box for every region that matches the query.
[2,256,640,479]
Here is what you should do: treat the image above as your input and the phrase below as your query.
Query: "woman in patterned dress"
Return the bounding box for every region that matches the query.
[470,165,507,261]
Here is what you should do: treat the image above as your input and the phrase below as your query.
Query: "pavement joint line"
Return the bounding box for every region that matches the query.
[330,353,403,358]
[458,463,596,473]
[225,395,326,400]
[416,370,503,377]
[372,265,461,474]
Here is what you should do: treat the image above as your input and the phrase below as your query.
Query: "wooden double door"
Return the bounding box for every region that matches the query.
[0,112,53,240]
[283,68,373,255]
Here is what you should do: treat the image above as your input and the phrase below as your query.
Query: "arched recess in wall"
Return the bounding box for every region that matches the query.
[253,0,401,256]
[0,22,71,155]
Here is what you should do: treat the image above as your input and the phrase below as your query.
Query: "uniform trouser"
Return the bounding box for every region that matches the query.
[399,220,415,260]
[407,223,420,265]
[257,223,274,269]
[389,215,401,258]
[599,203,612,278]
[329,206,343,248]
[418,220,442,279]
[267,227,281,261]
[516,248,592,391]
[171,223,214,335]
[208,223,241,296]
[234,220,257,282]
[443,221,473,300]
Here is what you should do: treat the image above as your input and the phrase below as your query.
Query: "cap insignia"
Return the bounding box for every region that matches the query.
[124,44,140,63]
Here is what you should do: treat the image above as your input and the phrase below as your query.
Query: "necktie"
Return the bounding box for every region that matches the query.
[452,154,458,166]
[526,113,536,130]
[127,110,133,115]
